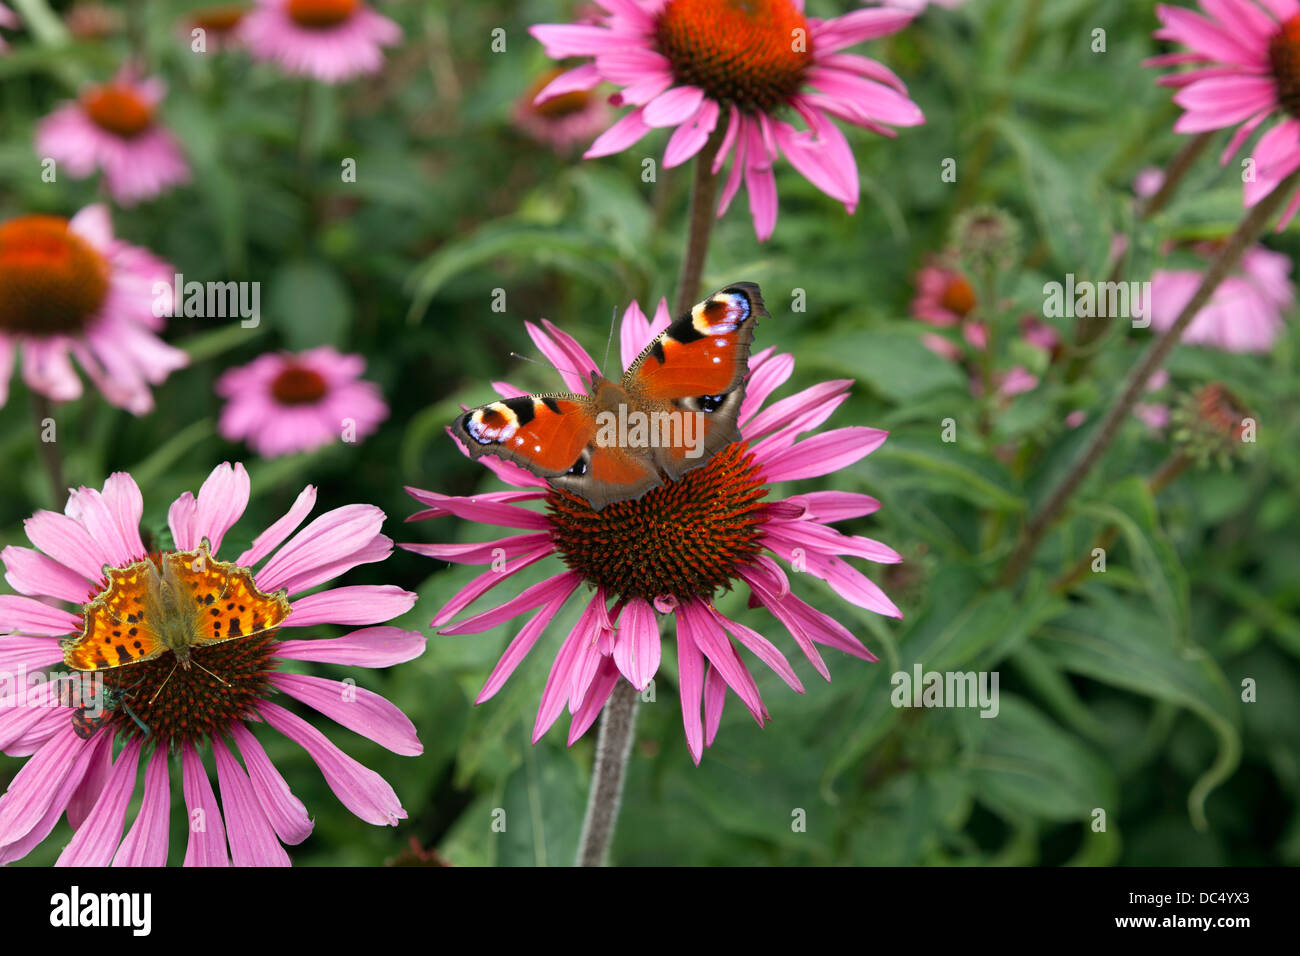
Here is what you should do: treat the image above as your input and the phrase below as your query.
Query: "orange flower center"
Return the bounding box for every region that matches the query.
[271,364,329,404]
[287,0,359,29]
[82,84,155,138]
[1270,14,1300,116]
[192,4,248,32]
[654,0,811,112]
[527,69,595,118]
[939,274,976,318]
[0,215,110,337]
[547,441,768,601]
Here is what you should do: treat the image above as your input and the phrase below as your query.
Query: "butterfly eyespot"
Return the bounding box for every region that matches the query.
[567,457,588,477]
[698,394,726,413]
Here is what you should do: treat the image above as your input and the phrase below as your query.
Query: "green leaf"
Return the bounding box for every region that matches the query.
[268,259,353,349]
[1037,588,1242,830]
[961,695,1118,823]
[993,116,1113,276]
[1076,475,1190,645]
[497,735,586,867]
[872,431,1026,513]
[805,327,968,403]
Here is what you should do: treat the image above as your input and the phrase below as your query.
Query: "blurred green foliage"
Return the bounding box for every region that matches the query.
[1,0,1298,866]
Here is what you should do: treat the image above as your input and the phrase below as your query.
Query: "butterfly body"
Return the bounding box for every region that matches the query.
[454,282,766,510]
[61,539,291,673]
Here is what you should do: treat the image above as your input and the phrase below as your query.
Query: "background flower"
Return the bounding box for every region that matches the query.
[530,0,925,239]
[1150,244,1294,352]
[1149,0,1300,227]
[35,71,191,206]
[243,0,401,83]
[216,346,389,458]
[0,204,187,413]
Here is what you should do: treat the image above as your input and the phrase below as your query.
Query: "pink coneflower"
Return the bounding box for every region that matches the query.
[0,463,423,865]
[35,71,191,206]
[403,298,900,764]
[514,67,613,154]
[0,463,422,865]
[1150,243,1294,352]
[216,347,388,459]
[243,0,401,84]
[186,4,249,51]
[530,1,924,240]
[0,204,187,414]
[1150,0,1300,228]
[911,255,977,328]
[0,3,19,52]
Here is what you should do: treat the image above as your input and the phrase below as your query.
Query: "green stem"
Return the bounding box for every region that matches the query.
[999,167,1300,588]
[673,130,724,314]
[30,392,67,509]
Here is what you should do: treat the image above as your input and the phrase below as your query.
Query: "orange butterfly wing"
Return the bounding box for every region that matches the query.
[187,559,291,647]
[64,560,167,671]
[625,283,764,479]
[452,394,597,477]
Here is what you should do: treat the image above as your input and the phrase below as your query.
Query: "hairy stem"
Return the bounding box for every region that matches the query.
[1000,168,1300,587]
[575,679,639,866]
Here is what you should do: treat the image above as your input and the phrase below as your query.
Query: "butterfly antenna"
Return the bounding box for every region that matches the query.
[149,662,179,706]
[190,658,232,688]
[602,305,618,378]
[509,352,587,382]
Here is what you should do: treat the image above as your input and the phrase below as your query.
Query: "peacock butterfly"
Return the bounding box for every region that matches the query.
[453,282,766,510]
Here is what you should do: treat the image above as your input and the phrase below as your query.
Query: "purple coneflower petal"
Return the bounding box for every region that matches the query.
[273,673,422,757]
[429,546,554,628]
[2,545,95,603]
[675,615,707,764]
[114,746,170,866]
[284,585,417,627]
[679,601,765,724]
[23,510,113,584]
[0,596,83,635]
[66,733,115,829]
[276,626,426,669]
[230,722,313,846]
[612,596,660,691]
[703,665,727,746]
[568,657,621,745]
[256,505,387,593]
[0,729,103,865]
[213,737,290,866]
[477,582,581,704]
[235,484,317,567]
[402,531,553,566]
[759,427,889,482]
[258,701,406,827]
[57,736,142,866]
[441,569,583,635]
[708,604,804,694]
[182,741,229,866]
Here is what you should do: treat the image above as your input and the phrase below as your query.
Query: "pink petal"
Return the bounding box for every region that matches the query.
[23,510,112,585]
[584,107,652,159]
[440,569,583,635]
[429,544,554,627]
[284,585,416,627]
[275,626,427,669]
[675,611,706,764]
[643,85,706,128]
[255,504,386,594]
[235,484,317,567]
[612,596,660,690]
[258,701,406,826]
[182,741,229,866]
[0,596,82,635]
[113,745,170,866]
[477,580,582,703]
[2,545,95,603]
[213,737,290,866]
[759,427,889,482]
[231,722,313,846]
[273,673,422,757]
[567,658,622,745]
